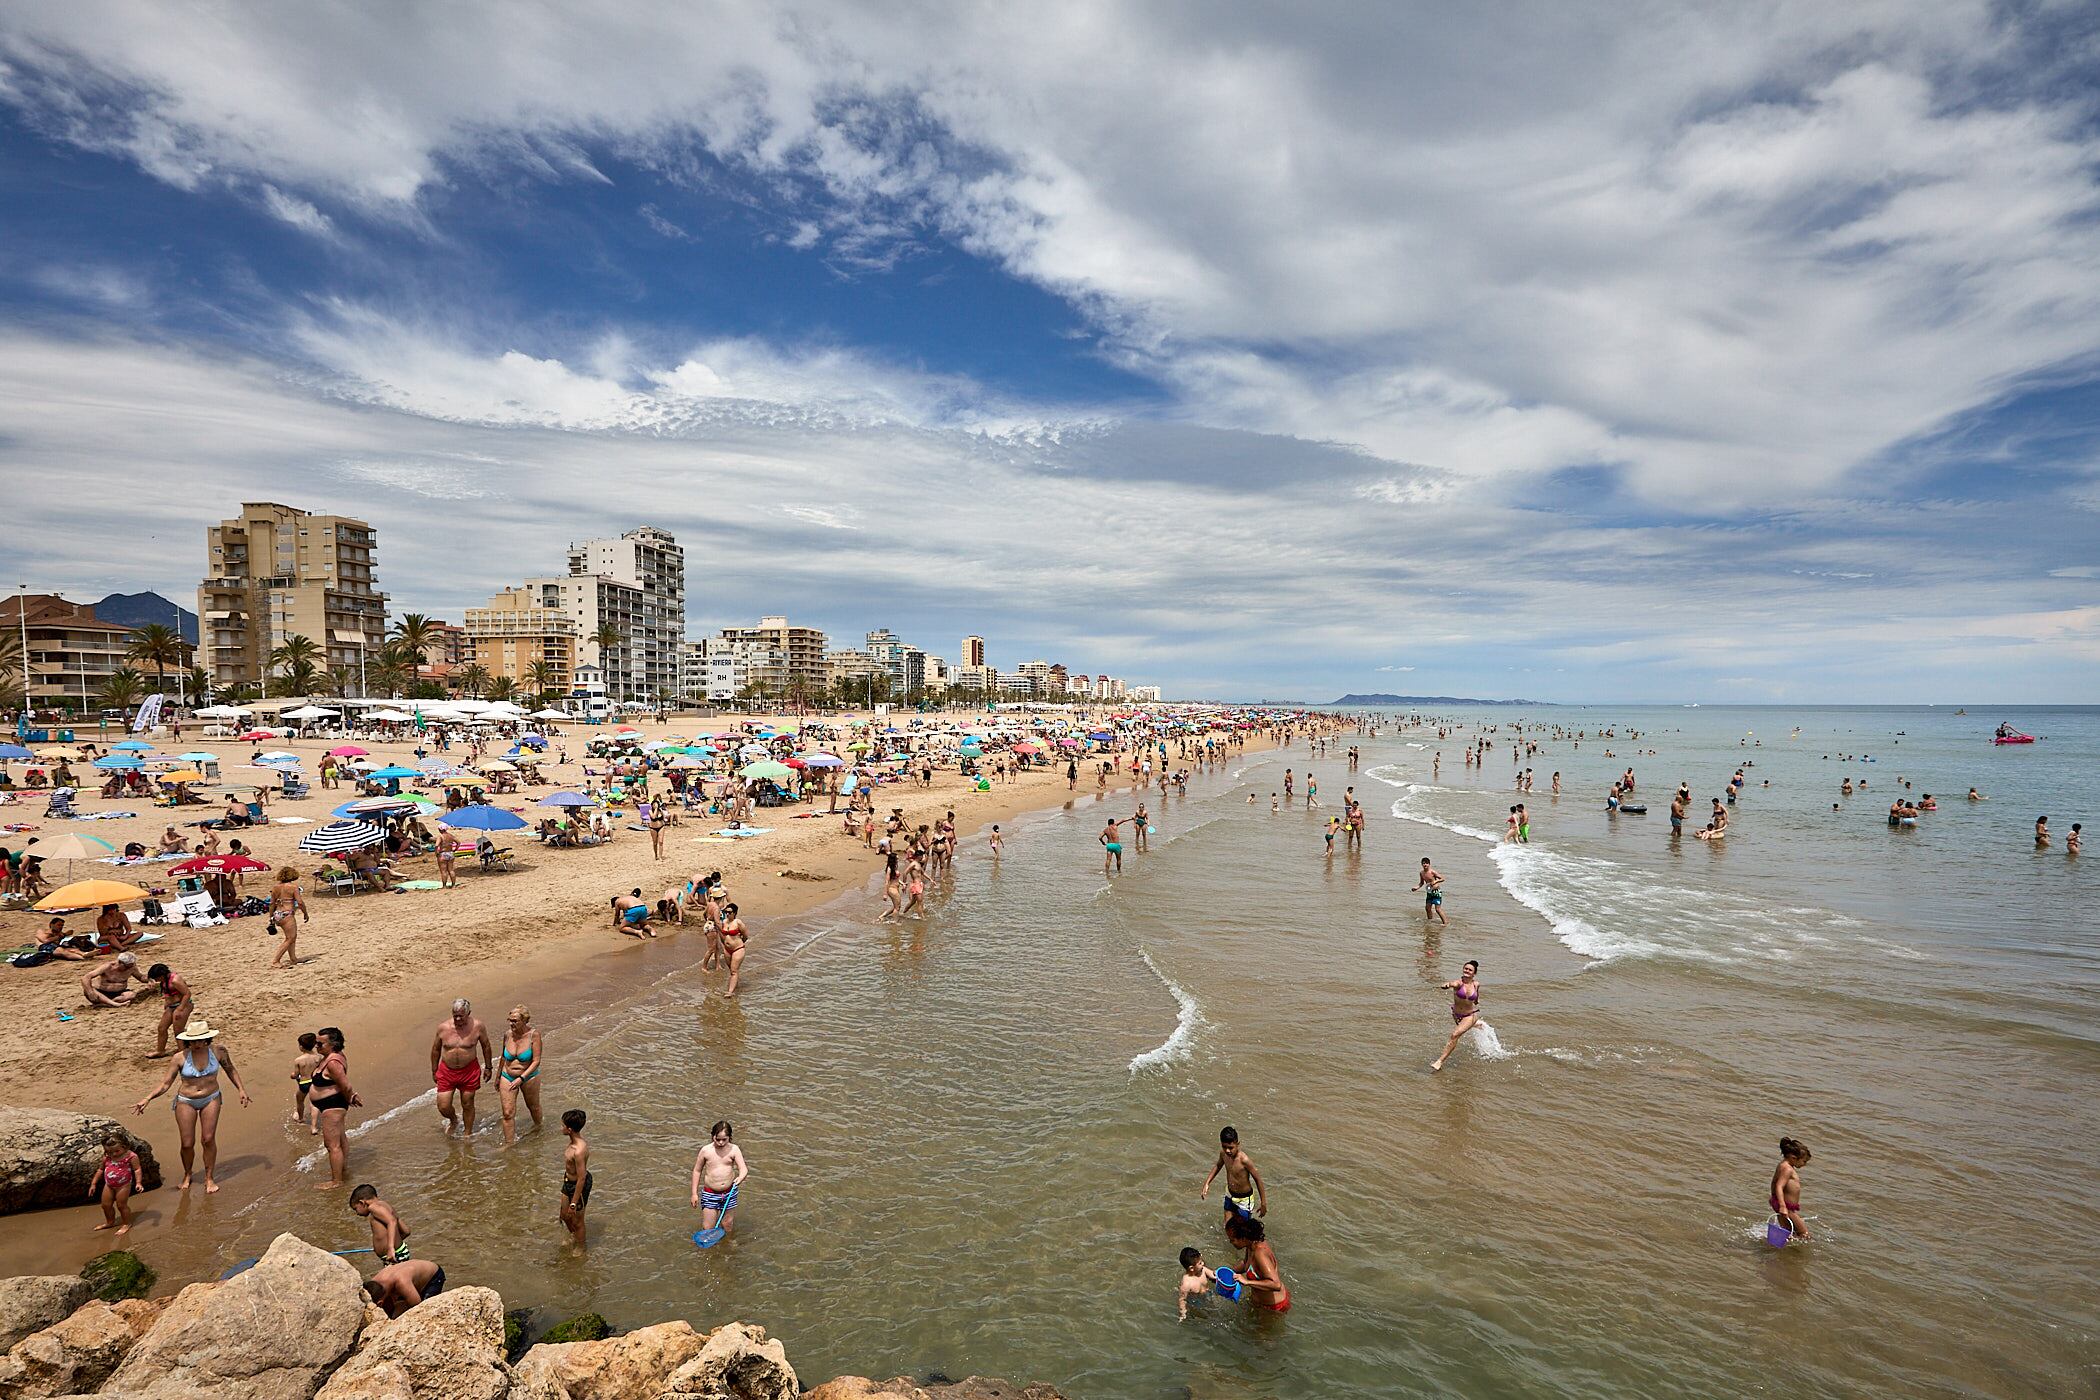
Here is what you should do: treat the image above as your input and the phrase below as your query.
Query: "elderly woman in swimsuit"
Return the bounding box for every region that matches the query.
[308,1026,361,1191]
[134,1017,250,1193]
[1430,960,1482,1072]
[497,1005,545,1146]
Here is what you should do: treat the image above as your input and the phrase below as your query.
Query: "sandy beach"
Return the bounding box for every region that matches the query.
[0,707,1262,1273]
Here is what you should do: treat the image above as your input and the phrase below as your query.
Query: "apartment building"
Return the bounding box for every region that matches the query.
[461,584,581,693]
[566,527,685,702]
[2,594,136,712]
[197,503,385,688]
[710,616,828,697]
[960,635,986,668]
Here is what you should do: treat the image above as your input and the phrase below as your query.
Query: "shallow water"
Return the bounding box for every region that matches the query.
[204,707,2097,1397]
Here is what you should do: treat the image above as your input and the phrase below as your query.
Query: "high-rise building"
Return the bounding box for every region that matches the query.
[462,584,580,694]
[709,616,828,698]
[961,635,986,668]
[566,527,685,701]
[198,503,385,690]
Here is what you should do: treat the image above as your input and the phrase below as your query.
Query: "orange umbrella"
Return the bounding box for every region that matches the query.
[34,879,151,912]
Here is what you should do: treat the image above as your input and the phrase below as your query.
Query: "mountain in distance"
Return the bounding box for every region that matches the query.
[1332,693,1551,706]
[95,591,198,645]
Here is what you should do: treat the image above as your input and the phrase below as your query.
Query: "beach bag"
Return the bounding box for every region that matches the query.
[141,898,165,921]
[8,946,54,968]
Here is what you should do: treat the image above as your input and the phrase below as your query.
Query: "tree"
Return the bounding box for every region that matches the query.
[268,634,322,694]
[125,623,185,697]
[524,660,559,706]
[456,662,491,698]
[100,667,146,715]
[367,639,420,697]
[321,665,355,697]
[391,613,439,662]
[487,675,519,701]
[0,628,21,709]
[590,623,624,695]
[282,658,323,695]
[183,666,212,704]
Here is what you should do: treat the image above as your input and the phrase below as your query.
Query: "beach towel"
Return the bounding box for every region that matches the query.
[2,823,39,833]
[707,827,772,839]
[98,853,182,866]
[73,811,136,820]
[271,816,314,824]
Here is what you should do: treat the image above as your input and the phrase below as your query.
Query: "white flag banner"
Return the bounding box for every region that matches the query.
[132,694,166,733]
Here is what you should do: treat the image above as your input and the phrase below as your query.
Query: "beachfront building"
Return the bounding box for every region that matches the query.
[952,663,996,695]
[566,527,684,703]
[462,584,581,696]
[960,634,986,668]
[865,628,927,698]
[707,616,828,701]
[1130,684,1163,702]
[925,656,951,691]
[1000,670,1039,698]
[2,593,136,713]
[197,503,385,691]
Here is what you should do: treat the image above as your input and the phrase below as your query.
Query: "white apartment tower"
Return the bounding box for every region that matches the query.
[566,527,685,702]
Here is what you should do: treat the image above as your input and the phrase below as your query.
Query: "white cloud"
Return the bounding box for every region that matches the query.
[260,183,332,235]
[1376,665,1416,673]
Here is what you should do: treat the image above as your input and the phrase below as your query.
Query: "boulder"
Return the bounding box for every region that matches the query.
[108,1295,172,1336]
[805,1382,1066,1400]
[102,1234,369,1400]
[513,1321,707,1400]
[658,1323,796,1400]
[0,1108,160,1215]
[315,1286,510,1400]
[0,1277,90,1351]
[0,1298,140,1397]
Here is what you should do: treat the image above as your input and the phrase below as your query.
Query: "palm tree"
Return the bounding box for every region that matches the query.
[268,634,322,694]
[590,623,624,695]
[125,623,185,698]
[524,660,559,706]
[367,639,419,697]
[100,667,146,717]
[0,628,22,709]
[486,675,519,702]
[183,666,212,704]
[321,665,355,697]
[391,614,439,663]
[282,658,323,696]
[456,662,490,698]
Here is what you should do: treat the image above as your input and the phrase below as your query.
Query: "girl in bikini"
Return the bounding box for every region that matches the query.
[1431,960,1482,1072]
[904,853,928,920]
[1770,1137,1811,1241]
[134,1017,250,1193]
[91,1135,143,1236]
[497,1006,545,1146]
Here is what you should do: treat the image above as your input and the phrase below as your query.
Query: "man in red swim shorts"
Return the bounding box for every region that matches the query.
[430,998,495,1138]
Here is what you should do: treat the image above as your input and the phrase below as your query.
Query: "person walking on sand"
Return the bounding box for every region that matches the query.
[1770,1137,1812,1242]
[134,1017,250,1193]
[1101,816,1125,875]
[430,999,495,1137]
[690,1119,749,1239]
[1430,960,1482,1072]
[497,1006,544,1145]
[1413,858,1447,924]
[268,866,309,969]
[308,1027,360,1190]
[90,1134,144,1236]
[559,1109,591,1246]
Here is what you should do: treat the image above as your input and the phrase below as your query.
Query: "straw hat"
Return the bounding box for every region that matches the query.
[175,1017,220,1042]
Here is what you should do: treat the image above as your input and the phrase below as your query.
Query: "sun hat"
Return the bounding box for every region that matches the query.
[175,1017,220,1042]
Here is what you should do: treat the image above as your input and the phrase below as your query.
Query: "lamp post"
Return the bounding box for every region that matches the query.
[15,583,29,722]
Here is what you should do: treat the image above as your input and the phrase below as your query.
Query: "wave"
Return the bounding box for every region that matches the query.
[1470,1022,1516,1060]
[1388,790,1501,843]
[291,1089,439,1172]
[1129,950,1202,1073]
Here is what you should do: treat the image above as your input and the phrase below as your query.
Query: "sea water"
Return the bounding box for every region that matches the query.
[202,706,2097,1397]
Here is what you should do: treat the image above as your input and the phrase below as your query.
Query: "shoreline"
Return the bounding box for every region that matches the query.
[0,721,1283,1279]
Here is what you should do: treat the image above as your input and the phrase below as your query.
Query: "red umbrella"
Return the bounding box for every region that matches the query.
[171,854,274,876]
[328,745,368,757]
[782,757,807,768]
[236,729,275,741]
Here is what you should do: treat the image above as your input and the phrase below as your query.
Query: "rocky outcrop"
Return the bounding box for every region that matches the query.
[512,1320,708,1400]
[102,1233,370,1399]
[0,1296,149,1396]
[0,1277,90,1352]
[317,1286,510,1400]
[805,1381,1067,1400]
[0,1108,160,1215]
[659,1322,797,1400]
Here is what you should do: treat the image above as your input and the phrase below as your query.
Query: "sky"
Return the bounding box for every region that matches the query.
[1,1,2097,703]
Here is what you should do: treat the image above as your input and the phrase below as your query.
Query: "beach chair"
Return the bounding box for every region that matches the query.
[477,839,514,873]
[281,776,311,799]
[244,800,266,825]
[319,866,359,897]
[44,789,77,819]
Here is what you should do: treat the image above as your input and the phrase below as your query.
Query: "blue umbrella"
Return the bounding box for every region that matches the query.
[366,765,423,780]
[93,755,144,770]
[110,740,155,751]
[439,804,527,831]
[0,743,33,760]
[535,791,597,808]
[517,735,548,748]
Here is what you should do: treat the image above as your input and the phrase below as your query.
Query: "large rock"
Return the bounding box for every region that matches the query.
[103,1234,370,1400]
[0,1298,141,1396]
[316,1286,510,1400]
[0,1108,160,1215]
[659,1323,796,1400]
[0,1277,90,1351]
[513,1321,707,1400]
[805,1382,1066,1400]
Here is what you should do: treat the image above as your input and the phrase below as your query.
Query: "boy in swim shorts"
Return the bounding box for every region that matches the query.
[690,1119,749,1238]
[560,1109,592,1246]
[349,1184,412,1261]
[364,1257,445,1318]
[1176,1246,1217,1320]
[1201,1125,1267,1224]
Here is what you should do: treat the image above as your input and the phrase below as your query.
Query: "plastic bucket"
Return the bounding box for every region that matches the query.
[1765,1218,1793,1249]
[1214,1266,1242,1300]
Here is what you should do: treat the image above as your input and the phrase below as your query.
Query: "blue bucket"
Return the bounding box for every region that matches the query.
[1765,1218,1793,1249]
[1214,1266,1241,1301]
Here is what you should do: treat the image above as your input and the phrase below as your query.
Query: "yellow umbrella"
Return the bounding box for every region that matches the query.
[439,774,487,787]
[36,747,83,760]
[480,758,518,772]
[34,879,151,912]
[159,768,207,782]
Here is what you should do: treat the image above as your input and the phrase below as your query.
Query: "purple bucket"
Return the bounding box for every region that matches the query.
[1765,1218,1793,1248]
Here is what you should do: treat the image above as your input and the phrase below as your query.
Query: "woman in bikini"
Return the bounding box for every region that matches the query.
[879,866,903,923]
[1770,1137,1811,1241]
[904,853,928,920]
[268,866,309,969]
[90,1134,144,1236]
[1224,1214,1291,1313]
[145,963,194,1059]
[434,830,460,889]
[1431,960,1482,1072]
[718,903,750,997]
[497,1005,545,1146]
[134,1017,250,1193]
[308,1026,360,1190]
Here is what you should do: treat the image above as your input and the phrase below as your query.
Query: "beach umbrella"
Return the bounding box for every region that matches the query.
[366,765,423,780]
[171,854,272,876]
[110,740,155,752]
[158,768,208,783]
[781,757,807,769]
[845,740,872,750]
[367,709,416,723]
[481,758,517,772]
[298,820,387,853]
[34,878,150,912]
[192,704,251,718]
[281,705,339,720]
[0,743,33,760]
[739,759,792,781]
[256,751,301,764]
[518,735,548,748]
[328,745,368,757]
[93,754,144,770]
[536,791,598,808]
[334,797,437,818]
[668,755,708,768]
[438,775,487,787]
[1012,742,1042,754]
[531,708,570,720]
[236,729,277,741]
[177,751,220,763]
[37,833,117,862]
[798,752,844,768]
[439,805,528,832]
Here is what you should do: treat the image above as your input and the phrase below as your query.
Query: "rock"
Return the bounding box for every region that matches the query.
[316,1286,509,1400]
[80,1249,156,1302]
[513,1321,707,1400]
[0,1298,139,1397]
[659,1323,797,1400]
[108,1295,171,1336]
[103,1233,369,1400]
[805,1382,1066,1400]
[539,1313,613,1344]
[0,1277,90,1351]
[0,1108,161,1215]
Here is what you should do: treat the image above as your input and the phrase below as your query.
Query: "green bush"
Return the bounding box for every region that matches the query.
[81,1251,155,1302]
[538,1311,612,1344]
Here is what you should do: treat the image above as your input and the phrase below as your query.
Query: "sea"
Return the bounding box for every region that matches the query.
[193,705,2094,1398]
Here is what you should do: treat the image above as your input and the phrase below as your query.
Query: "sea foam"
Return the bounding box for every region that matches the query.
[1129,949,1202,1073]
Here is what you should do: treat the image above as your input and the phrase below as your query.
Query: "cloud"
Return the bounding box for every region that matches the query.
[638,202,692,241]
[259,183,332,235]
[1376,665,1416,673]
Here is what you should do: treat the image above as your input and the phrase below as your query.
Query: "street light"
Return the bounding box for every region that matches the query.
[15,583,29,721]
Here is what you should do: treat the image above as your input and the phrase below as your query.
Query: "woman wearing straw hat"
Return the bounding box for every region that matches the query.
[134,1017,251,1194]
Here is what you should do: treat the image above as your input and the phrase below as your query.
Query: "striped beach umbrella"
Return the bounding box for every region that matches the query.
[297,820,387,853]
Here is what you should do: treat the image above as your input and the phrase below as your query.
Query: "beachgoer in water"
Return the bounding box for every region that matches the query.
[497,1006,544,1144]
[91,1135,143,1236]
[690,1118,749,1239]
[431,999,494,1138]
[290,1031,322,1132]
[1201,1125,1266,1222]
[559,1109,591,1246]
[2069,823,2081,856]
[1101,817,1124,874]
[718,903,750,997]
[1176,1246,1218,1320]
[1770,1137,1811,1241]
[1431,960,1482,1071]
[309,1027,359,1190]
[349,1184,412,1261]
[1224,1215,1290,1313]
[2035,816,2050,849]
[1413,857,1446,924]
[133,1016,250,1193]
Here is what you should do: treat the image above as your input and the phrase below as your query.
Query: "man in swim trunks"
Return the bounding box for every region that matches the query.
[1414,858,1447,924]
[364,1257,445,1317]
[559,1109,591,1245]
[690,1118,749,1238]
[611,888,654,937]
[1669,790,1687,837]
[430,999,494,1137]
[1100,817,1124,875]
[81,951,147,1007]
[1201,1125,1267,1223]
[349,1183,412,1261]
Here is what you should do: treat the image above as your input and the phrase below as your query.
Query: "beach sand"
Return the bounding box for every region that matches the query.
[0,709,1253,1273]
